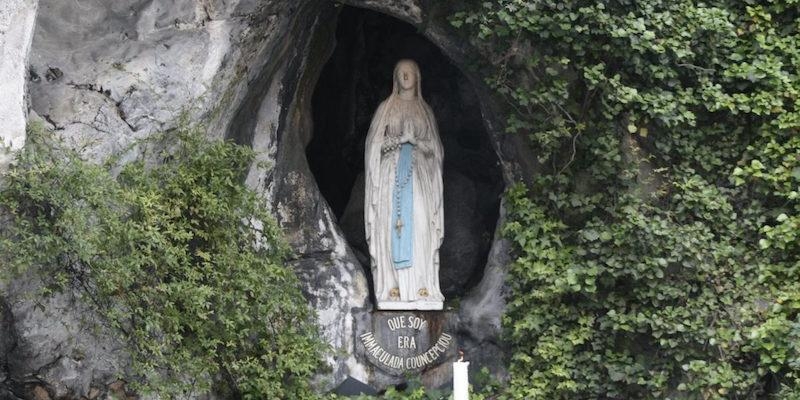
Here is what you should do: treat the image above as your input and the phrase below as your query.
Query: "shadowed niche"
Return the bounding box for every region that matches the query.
[306,6,502,299]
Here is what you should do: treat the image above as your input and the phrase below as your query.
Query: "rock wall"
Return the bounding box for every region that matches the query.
[225,2,372,387]
[0,0,530,397]
[2,0,372,397]
[0,0,37,169]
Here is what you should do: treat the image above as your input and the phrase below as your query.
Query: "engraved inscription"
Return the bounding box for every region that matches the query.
[359,313,453,371]
[360,331,452,371]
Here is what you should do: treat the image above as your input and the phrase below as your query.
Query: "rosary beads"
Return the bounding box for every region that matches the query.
[393,147,414,237]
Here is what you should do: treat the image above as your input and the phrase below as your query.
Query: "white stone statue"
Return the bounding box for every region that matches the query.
[365,59,444,310]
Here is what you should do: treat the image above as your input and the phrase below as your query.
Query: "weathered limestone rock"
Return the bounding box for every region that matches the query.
[27,0,248,162]
[3,0,373,395]
[0,0,37,169]
[439,170,486,296]
[1,277,126,400]
[457,203,513,381]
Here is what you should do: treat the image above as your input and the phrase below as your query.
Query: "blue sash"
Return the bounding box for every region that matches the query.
[392,143,414,269]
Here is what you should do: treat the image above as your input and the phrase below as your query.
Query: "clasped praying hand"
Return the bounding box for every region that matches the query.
[400,119,417,145]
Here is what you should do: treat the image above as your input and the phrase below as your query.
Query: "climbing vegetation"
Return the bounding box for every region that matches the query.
[0,123,324,398]
[452,0,799,398]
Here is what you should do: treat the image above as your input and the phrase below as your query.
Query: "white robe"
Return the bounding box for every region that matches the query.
[364,97,444,306]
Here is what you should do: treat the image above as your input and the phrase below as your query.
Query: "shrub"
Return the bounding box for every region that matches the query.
[0,124,324,398]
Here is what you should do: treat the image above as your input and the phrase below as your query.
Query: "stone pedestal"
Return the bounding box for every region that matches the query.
[354,309,458,388]
[377,300,443,311]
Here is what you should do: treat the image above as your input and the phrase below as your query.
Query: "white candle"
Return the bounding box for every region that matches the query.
[453,360,469,400]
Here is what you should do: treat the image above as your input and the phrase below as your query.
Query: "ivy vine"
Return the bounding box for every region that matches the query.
[452,0,799,398]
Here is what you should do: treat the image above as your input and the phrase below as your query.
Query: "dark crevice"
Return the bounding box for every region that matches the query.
[41,114,63,130]
[307,6,502,299]
[225,2,323,149]
[0,297,25,400]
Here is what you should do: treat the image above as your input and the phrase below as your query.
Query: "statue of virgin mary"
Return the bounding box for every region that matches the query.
[364,59,444,310]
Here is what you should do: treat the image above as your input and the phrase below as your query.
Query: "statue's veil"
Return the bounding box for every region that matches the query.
[379,60,434,141]
[392,59,422,96]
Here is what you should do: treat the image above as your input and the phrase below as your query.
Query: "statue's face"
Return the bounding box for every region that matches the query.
[396,63,417,92]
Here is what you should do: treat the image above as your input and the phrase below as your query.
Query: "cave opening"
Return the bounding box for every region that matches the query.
[306,6,502,300]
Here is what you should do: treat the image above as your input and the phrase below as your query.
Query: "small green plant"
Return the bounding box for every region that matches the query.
[0,122,324,398]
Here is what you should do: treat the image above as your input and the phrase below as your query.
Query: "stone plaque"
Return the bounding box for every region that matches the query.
[355,311,456,375]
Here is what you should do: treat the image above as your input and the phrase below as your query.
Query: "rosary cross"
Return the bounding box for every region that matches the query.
[395,218,404,236]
